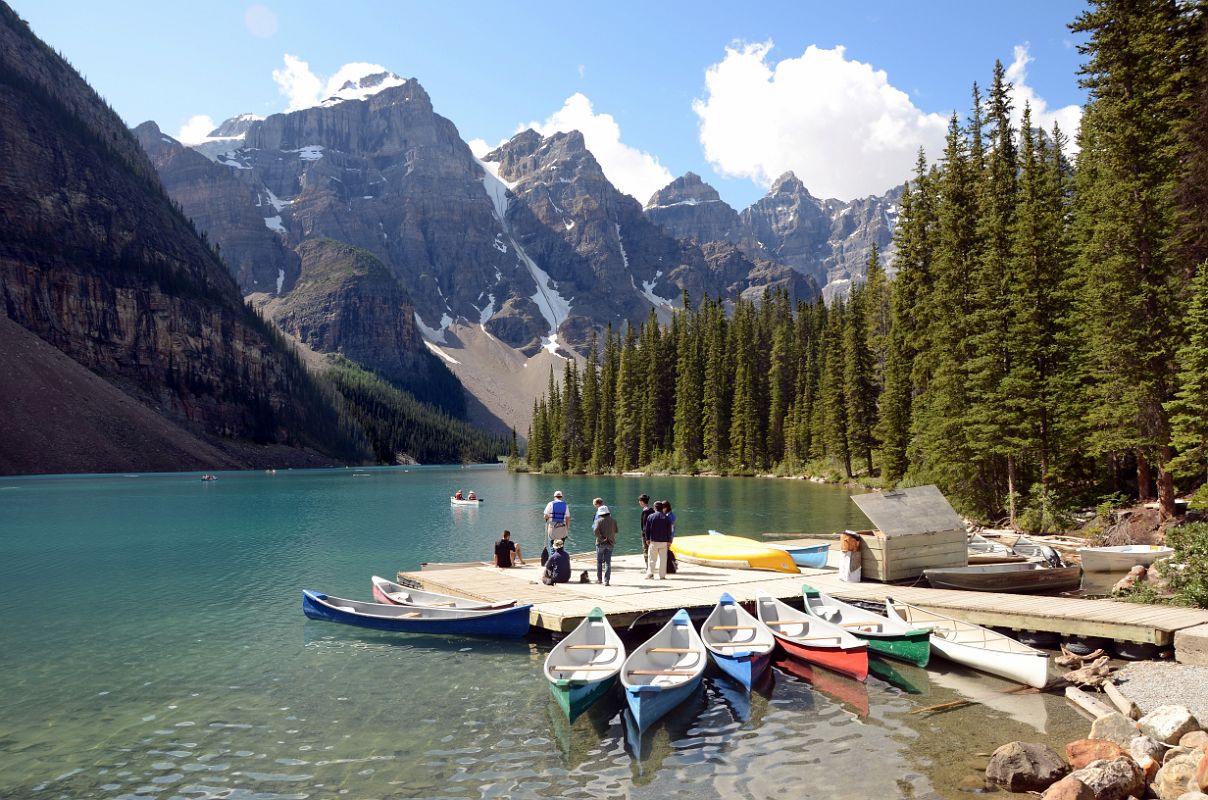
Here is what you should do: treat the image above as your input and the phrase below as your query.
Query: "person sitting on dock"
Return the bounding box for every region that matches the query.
[544,490,570,548]
[542,538,571,585]
[494,530,523,568]
[592,498,618,586]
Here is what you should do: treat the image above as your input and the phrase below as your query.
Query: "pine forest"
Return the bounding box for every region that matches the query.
[522,0,1208,524]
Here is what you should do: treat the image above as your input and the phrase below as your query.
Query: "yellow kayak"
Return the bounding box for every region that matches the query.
[670,534,800,573]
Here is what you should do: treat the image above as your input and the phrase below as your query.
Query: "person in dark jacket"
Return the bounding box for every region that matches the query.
[493,530,523,568]
[638,494,653,558]
[643,501,673,580]
[542,538,571,584]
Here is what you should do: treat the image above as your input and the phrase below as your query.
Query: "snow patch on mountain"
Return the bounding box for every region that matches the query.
[320,71,407,107]
[517,248,570,338]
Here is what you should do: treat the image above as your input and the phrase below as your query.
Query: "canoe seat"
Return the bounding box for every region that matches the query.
[393,592,410,602]
[552,664,618,671]
[567,644,617,650]
[710,625,754,631]
[628,669,698,676]
[840,622,881,631]
[397,612,422,618]
[650,647,696,653]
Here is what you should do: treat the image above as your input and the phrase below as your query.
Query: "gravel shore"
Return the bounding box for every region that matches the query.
[1113,662,1208,724]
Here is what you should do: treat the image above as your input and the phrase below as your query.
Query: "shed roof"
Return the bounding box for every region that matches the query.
[850,485,965,538]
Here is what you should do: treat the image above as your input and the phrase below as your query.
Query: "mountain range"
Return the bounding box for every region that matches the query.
[135,71,901,435]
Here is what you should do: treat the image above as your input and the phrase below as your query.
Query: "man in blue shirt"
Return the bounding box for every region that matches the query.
[542,538,571,584]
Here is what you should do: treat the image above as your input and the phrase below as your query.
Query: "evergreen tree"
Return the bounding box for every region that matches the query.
[702,298,731,471]
[819,300,851,476]
[1070,0,1201,513]
[844,282,878,475]
[673,291,704,468]
[614,325,642,470]
[1166,260,1208,482]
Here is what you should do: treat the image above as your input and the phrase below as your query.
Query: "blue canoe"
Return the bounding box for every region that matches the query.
[302,590,531,638]
[701,592,775,691]
[621,609,707,731]
[772,542,831,569]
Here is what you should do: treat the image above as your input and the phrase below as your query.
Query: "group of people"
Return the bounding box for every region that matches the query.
[490,489,678,586]
[453,489,477,500]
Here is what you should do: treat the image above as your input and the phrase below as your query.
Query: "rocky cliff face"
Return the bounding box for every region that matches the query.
[0,4,364,473]
[646,171,902,299]
[133,121,300,296]
[257,239,464,413]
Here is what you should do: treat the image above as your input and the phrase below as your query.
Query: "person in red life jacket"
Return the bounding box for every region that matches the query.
[543,489,570,550]
[454,489,464,500]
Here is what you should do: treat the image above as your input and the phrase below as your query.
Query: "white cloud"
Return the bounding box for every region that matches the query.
[177,114,217,144]
[1005,44,1082,149]
[244,4,278,38]
[272,54,323,112]
[467,138,497,158]
[522,93,673,203]
[693,42,949,201]
[270,55,399,112]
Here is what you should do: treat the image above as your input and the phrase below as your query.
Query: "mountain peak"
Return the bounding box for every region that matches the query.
[646,172,722,209]
[208,113,263,138]
[770,171,809,196]
[320,70,408,106]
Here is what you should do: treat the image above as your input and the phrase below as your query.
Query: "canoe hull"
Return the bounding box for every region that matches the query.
[671,534,799,573]
[301,591,530,637]
[801,584,931,668]
[450,497,482,506]
[712,649,772,691]
[770,543,830,569]
[774,633,869,680]
[859,629,931,668]
[551,675,617,721]
[931,636,1048,688]
[625,676,703,731]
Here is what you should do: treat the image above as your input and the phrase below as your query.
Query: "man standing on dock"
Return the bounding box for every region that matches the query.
[544,490,570,550]
[644,501,673,580]
[638,494,653,559]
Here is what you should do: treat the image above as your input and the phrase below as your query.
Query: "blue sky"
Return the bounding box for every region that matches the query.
[13,1,1089,209]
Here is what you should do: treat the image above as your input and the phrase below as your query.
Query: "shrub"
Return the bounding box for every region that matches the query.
[1162,522,1208,608]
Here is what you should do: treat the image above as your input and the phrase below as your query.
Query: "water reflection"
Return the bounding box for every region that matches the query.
[772,657,868,718]
[869,656,932,695]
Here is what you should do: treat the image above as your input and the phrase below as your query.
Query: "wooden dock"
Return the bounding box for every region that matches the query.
[398,538,1208,660]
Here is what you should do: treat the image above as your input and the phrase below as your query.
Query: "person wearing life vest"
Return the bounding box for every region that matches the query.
[543,489,570,549]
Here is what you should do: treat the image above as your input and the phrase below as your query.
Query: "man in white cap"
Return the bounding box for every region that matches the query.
[543,489,570,551]
[592,497,618,585]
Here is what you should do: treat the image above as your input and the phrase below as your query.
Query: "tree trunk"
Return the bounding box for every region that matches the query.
[1136,450,1155,502]
[1158,446,1176,519]
[1007,454,1017,525]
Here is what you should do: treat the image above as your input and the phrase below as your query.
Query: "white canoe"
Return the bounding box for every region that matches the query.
[450,496,482,506]
[544,607,625,720]
[885,598,1049,689]
[1078,545,1175,572]
[370,575,515,610]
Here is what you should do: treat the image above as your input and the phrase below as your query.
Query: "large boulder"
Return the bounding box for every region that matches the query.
[1197,748,1208,791]
[1067,739,1128,769]
[1041,776,1096,800]
[1182,731,1208,750]
[1140,705,1201,745]
[986,741,1069,792]
[1068,756,1146,800]
[1091,711,1142,747]
[1154,753,1201,800]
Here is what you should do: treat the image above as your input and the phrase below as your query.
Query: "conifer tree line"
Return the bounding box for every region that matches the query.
[524,0,1208,523]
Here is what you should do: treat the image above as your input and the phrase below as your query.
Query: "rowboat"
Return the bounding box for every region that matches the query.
[544,607,625,720]
[755,590,868,680]
[1077,544,1175,572]
[922,562,1082,593]
[885,597,1049,688]
[301,590,531,638]
[701,592,775,690]
[370,575,515,610]
[621,608,707,731]
[450,496,482,506]
[800,584,930,667]
[769,542,831,569]
[671,534,799,573]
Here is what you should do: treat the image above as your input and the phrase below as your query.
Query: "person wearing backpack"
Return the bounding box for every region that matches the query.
[591,497,618,586]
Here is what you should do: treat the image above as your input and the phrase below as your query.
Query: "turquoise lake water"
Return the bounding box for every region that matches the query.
[0,465,1086,799]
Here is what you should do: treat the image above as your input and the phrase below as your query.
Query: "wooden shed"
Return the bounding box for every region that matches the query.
[849,485,968,582]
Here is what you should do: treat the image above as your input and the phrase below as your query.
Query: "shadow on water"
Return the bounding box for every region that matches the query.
[869,656,932,696]
[772,656,865,717]
[622,682,710,778]
[546,690,624,769]
[708,669,775,725]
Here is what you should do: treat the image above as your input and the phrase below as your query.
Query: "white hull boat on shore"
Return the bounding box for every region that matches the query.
[1077,545,1174,572]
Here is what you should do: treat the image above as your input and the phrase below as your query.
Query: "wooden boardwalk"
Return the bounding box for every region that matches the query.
[398,538,1208,656]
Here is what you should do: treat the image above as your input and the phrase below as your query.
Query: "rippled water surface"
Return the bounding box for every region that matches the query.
[0,466,1086,799]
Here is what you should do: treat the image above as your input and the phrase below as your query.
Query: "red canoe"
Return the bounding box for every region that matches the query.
[755,590,869,681]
